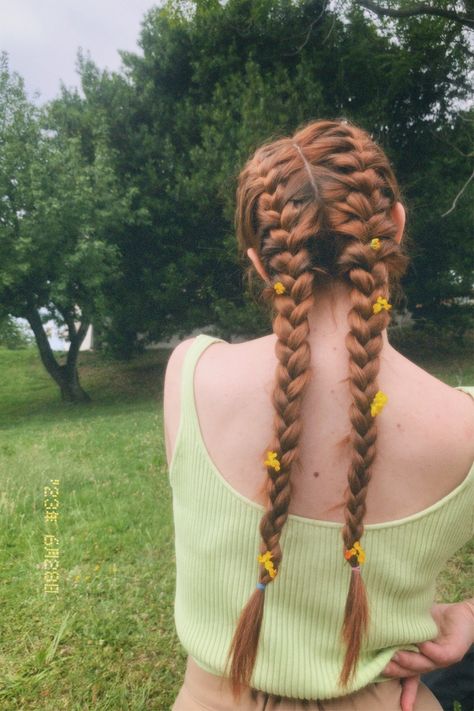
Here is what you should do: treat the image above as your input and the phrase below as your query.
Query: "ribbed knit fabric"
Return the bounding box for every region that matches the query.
[168,333,474,701]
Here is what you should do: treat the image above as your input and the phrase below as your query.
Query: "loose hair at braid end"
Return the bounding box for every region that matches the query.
[223,587,266,701]
[338,569,370,687]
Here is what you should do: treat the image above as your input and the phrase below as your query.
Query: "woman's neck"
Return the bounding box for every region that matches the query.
[304,280,394,355]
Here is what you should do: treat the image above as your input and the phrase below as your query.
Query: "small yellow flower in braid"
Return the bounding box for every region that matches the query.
[344,541,366,565]
[370,390,388,417]
[257,550,277,578]
[273,281,286,294]
[370,237,381,250]
[372,296,392,314]
[264,450,281,471]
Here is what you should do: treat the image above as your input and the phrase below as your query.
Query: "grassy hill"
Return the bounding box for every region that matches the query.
[0,340,472,709]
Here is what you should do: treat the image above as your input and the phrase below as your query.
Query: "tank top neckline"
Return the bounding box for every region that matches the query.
[177,332,474,531]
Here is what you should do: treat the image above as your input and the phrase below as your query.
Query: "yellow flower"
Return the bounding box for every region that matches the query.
[257,551,277,578]
[267,565,277,579]
[372,296,392,314]
[344,540,366,564]
[370,237,381,250]
[370,390,388,417]
[273,281,286,294]
[264,451,281,471]
[353,542,366,564]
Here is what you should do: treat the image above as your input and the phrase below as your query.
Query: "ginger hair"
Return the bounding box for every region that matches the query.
[223,117,410,699]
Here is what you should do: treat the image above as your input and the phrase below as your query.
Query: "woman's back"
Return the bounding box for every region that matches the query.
[165,332,474,700]
[168,333,474,526]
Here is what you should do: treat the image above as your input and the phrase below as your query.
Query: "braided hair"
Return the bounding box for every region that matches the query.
[223,118,410,699]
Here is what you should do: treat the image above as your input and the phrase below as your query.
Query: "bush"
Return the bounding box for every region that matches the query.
[0,316,35,349]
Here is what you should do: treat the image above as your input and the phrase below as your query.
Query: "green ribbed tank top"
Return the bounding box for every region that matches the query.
[168,333,474,700]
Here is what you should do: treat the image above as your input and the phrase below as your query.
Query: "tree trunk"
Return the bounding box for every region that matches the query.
[58,364,91,402]
[25,305,92,403]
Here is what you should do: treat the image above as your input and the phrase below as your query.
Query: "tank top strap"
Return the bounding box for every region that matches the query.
[180,333,227,419]
[174,334,227,454]
[455,385,474,401]
[168,334,227,486]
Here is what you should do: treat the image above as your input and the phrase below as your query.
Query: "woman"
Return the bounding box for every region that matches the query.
[163,118,474,711]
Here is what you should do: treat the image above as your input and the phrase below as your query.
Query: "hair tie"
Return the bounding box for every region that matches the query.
[273,281,286,294]
[344,541,366,566]
[372,296,392,314]
[257,550,277,579]
[370,390,388,417]
[370,237,381,250]
[264,450,281,471]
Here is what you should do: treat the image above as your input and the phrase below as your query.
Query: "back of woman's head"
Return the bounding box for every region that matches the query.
[224,118,411,698]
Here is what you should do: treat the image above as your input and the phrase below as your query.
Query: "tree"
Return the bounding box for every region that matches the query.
[354,0,474,31]
[0,53,129,401]
[10,1,469,357]
[46,50,156,358]
[110,0,473,341]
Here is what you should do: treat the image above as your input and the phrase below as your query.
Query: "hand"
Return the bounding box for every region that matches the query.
[382,600,474,711]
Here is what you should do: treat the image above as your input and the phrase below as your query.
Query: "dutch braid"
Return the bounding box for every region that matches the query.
[336,235,396,687]
[332,135,405,687]
[223,145,317,696]
[225,118,410,699]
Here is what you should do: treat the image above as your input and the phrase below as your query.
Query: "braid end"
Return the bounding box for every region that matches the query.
[338,568,370,689]
[224,586,266,701]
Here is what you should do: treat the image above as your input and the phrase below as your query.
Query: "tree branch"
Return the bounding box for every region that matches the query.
[63,309,90,372]
[354,1,474,30]
[428,127,474,158]
[441,168,474,217]
[25,305,63,382]
[283,0,330,55]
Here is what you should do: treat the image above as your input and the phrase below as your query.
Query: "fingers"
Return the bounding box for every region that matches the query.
[384,641,469,681]
[400,675,420,711]
[384,661,419,677]
[383,653,436,677]
[417,640,465,666]
[389,651,438,675]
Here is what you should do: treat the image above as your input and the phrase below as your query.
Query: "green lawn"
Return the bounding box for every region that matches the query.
[0,337,472,710]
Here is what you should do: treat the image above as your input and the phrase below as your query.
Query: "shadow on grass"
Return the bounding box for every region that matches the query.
[0,347,172,430]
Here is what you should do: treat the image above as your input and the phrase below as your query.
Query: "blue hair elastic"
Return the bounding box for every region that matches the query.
[256,582,267,590]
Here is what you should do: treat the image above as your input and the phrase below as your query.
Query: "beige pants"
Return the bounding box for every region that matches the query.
[171,656,443,711]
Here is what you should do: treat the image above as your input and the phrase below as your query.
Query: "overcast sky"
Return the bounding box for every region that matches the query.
[0,0,161,103]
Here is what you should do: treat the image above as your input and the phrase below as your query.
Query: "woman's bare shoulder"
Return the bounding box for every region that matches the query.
[389,350,474,471]
[228,339,474,479]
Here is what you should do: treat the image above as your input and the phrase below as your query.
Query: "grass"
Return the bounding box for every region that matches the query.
[0,347,181,710]
[0,333,472,710]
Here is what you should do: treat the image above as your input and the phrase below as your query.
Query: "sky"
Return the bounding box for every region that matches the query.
[0,0,161,103]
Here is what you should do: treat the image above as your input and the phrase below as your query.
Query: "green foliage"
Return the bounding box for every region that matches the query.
[102,0,473,345]
[0,316,34,349]
[0,55,125,326]
[2,1,473,355]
